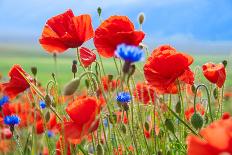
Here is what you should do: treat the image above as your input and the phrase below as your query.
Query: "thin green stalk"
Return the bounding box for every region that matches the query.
[167,106,199,136]
[194,84,214,122]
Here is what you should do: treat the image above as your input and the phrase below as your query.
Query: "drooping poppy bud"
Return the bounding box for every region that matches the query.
[191,113,204,130]
[165,119,175,134]
[63,78,80,95]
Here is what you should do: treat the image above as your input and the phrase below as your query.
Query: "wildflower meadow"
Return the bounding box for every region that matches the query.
[0,4,232,155]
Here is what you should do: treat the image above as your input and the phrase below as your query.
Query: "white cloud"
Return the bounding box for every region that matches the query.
[145,33,232,54]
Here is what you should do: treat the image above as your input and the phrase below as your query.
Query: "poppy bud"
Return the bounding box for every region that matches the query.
[96,144,104,155]
[191,84,196,94]
[138,12,145,25]
[72,60,77,74]
[144,121,150,131]
[157,150,163,155]
[222,60,227,68]
[167,150,172,155]
[45,112,50,122]
[175,101,181,114]
[165,119,175,134]
[213,88,219,99]
[158,129,164,138]
[204,114,209,124]
[97,7,102,17]
[85,79,90,89]
[52,73,56,79]
[45,94,52,107]
[191,113,204,130]
[31,66,37,76]
[63,78,80,95]
[108,74,113,81]
[120,124,127,134]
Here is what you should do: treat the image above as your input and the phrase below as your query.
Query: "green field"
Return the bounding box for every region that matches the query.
[0,48,232,88]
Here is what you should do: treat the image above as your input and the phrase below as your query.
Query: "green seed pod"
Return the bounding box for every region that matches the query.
[191,113,204,130]
[96,144,104,155]
[165,119,175,134]
[120,124,127,134]
[222,60,227,68]
[175,101,181,114]
[108,74,113,81]
[213,88,219,99]
[97,7,102,17]
[138,12,145,25]
[63,78,80,95]
[45,94,52,107]
[31,66,37,76]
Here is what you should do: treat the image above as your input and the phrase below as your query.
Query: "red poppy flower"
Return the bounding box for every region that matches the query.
[94,16,145,58]
[185,103,205,121]
[2,65,31,98]
[63,97,101,144]
[144,45,194,92]
[187,118,232,155]
[39,9,94,53]
[202,62,226,88]
[36,114,57,134]
[133,82,156,104]
[79,47,96,67]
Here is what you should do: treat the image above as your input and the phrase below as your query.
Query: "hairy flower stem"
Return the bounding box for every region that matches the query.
[127,77,151,155]
[177,80,185,141]
[113,57,120,75]
[194,84,214,122]
[13,130,23,155]
[220,85,225,117]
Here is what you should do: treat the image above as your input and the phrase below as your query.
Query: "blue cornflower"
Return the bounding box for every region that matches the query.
[116,92,131,103]
[4,115,20,126]
[39,101,46,109]
[115,44,145,63]
[0,96,9,107]
[47,130,54,138]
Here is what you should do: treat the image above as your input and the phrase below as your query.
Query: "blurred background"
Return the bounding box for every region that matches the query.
[0,0,232,85]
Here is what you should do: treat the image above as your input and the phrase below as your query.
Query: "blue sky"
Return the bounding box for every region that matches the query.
[0,0,232,53]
